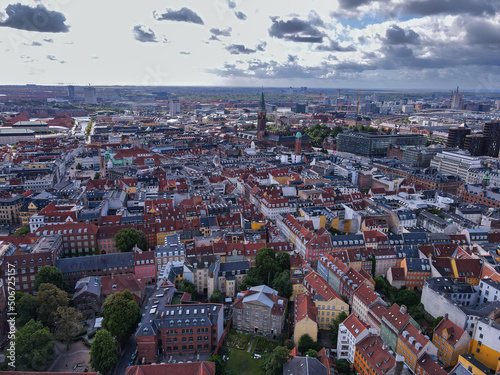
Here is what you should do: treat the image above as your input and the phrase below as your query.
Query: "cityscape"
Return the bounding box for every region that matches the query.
[1,2,500,375]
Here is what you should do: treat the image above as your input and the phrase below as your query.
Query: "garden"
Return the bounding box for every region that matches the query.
[253,336,278,354]
[224,330,254,350]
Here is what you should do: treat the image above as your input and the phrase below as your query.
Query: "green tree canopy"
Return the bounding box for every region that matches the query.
[304,349,318,358]
[394,289,420,308]
[17,293,38,326]
[55,306,84,350]
[298,333,319,354]
[177,279,197,296]
[114,227,147,252]
[208,355,224,375]
[240,268,266,290]
[209,289,223,303]
[261,346,291,375]
[276,252,290,271]
[256,247,280,285]
[328,311,348,347]
[36,283,68,329]
[34,266,67,291]
[271,269,293,299]
[15,319,55,370]
[102,290,140,343]
[335,359,350,374]
[432,316,444,330]
[89,329,118,374]
[13,225,30,236]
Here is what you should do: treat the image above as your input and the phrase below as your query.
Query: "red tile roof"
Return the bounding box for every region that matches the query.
[125,362,216,375]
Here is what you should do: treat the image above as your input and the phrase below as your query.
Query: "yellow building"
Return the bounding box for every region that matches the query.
[294,293,318,347]
[432,317,470,367]
[469,318,500,372]
[457,354,492,375]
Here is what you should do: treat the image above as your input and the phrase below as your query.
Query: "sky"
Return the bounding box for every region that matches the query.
[0,0,500,90]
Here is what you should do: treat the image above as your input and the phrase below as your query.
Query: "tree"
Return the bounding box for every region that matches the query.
[284,339,294,350]
[114,227,147,252]
[17,293,38,326]
[34,266,67,291]
[240,268,265,290]
[271,270,293,299]
[276,252,290,271]
[328,311,348,347]
[256,247,279,285]
[209,355,224,375]
[177,279,197,295]
[102,290,140,343]
[93,172,101,179]
[36,283,68,329]
[277,332,288,346]
[298,333,318,354]
[335,359,350,374]
[13,225,30,236]
[55,306,84,350]
[261,346,291,375]
[89,329,118,374]
[394,289,420,308]
[304,349,318,358]
[209,289,223,303]
[432,316,444,330]
[15,319,55,370]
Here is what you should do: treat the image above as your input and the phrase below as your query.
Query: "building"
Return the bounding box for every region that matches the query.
[352,284,386,323]
[0,193,24,225]
[232,285,287,337]
[134,248,156,285]
[207,259,249,298]
[125,362,216,375]
[283,356,328,375]
[395,323,438,372]
[455,354,492,375]
[0,128,36,144]
[483,121,500,158]
[469,318,500,371]
[136,285,224,363]
[155,234,186,272]
[84,86,97,104]
[430,152,481,182]
[447,124,471,149]
[169,100,181,115]
[337,133,426,157]
[354,336,397,375]
[293,293,318,347]
[67,85,75,99]
[380,304,418,350]
[477,278,500,306]
[432,316,470,367]
[337,313,370,363]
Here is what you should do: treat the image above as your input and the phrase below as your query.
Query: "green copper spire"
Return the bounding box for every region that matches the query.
[259,88,266,111]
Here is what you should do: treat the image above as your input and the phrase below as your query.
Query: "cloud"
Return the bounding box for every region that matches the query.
[209,35,220,41]
[0,3,69,32]
[400,0,499,17]
[225,44,256,54]
[234,11,247,20]
[226,0,236,9]
[268,14,326,43]
[465,20,500,44]
[210,27,232,37]
[46,55,57,61]
[315,38,356,52]
[384,25,420,45]
[132,25,158,43]
[43,38,53,43]
[31,41,42,47]
[154,7,204,25]
[180,51,191,55]
[256,41,267,51]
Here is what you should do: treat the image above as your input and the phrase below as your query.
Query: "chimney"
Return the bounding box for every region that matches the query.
[394,355,404,375]
[444,313,448,320]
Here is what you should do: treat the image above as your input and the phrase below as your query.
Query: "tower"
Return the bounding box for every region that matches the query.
[84,86,97,105]
[446,122,471,149]
[295,132,302,155]
[483,121,500,158]
[257,90,266,140]
[67,85,75,100]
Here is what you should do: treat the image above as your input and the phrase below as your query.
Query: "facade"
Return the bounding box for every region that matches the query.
[155,234,186,272]
[207,259,249,298]
[133,248,156,284]
[0,128,36,144]
[483,121,500,157]
[354,336,396,375]
[0,194,24,225]
[352,284,386,323]
[380,304,417,351]
[337,133,426,157]
[33,222,98,257]
[447,125,471,149]
[293,293,318,347]
[232,285,287,337]
[337,313,370,363]
[395,323,437,372]
[432,317,470,367]
[136,285,224,364]
[430,152,481,181]
[469,318,500,371]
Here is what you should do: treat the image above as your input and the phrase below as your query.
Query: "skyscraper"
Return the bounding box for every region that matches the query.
[169,99,181,116]
[446,123,471,149]
[67,85,75,100]
[84,86,97,105]
[483,121,500,158]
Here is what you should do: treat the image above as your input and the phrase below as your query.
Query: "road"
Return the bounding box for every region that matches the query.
[112,335,136,375]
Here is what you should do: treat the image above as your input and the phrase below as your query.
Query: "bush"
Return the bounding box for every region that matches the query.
[88,330,98,339]
[82,337,91,347]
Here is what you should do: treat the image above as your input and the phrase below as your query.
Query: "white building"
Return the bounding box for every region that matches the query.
[430,151,481,181]
[337,313,371,363]
[169,100,181,115]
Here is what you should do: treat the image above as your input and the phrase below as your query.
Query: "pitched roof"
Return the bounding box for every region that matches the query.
[295,293,318,323]
[125,361,216,375]
[283,356,327,375]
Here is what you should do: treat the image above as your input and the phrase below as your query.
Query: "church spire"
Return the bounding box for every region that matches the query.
[259,88,266,111]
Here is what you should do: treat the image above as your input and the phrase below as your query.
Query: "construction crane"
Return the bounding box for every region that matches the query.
[336,89,342,111]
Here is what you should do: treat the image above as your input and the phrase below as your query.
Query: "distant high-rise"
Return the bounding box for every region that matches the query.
[483,121,500,158]
[67,85,75,100]
[84,86,97,105]
[169,99,181,115]
[446,123,471,149]
[464,134,485,156]
[257,90,267,140]
[450,86,463,110]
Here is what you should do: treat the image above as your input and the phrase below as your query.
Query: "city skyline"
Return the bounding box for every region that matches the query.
[0,0,499,89]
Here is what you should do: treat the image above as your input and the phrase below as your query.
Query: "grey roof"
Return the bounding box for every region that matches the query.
[74,276,101,298]
[283,356,327,375]
[249,285,277,294]
[219,260,250,273]
[56,252,134,273]
[449,363,473,375]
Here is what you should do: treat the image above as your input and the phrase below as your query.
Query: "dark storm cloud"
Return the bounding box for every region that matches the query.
[315,39,356,52]
[400,0,499,17]
[0,3,70,33]
[154,7,204,25]
[234,11,247,20]
[268,15,325,43]
[337,0,378,9]
[226,0,236,9]
[210,27,232,37]
[132,25,158,43]
[384,25,420,45]
[225,44,256,55]
[466,20,500,44]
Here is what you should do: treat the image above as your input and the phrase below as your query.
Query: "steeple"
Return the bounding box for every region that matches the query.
[259,88,266,111]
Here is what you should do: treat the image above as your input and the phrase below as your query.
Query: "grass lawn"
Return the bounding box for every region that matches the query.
[223,347,264,375]
[171,295,182,305]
